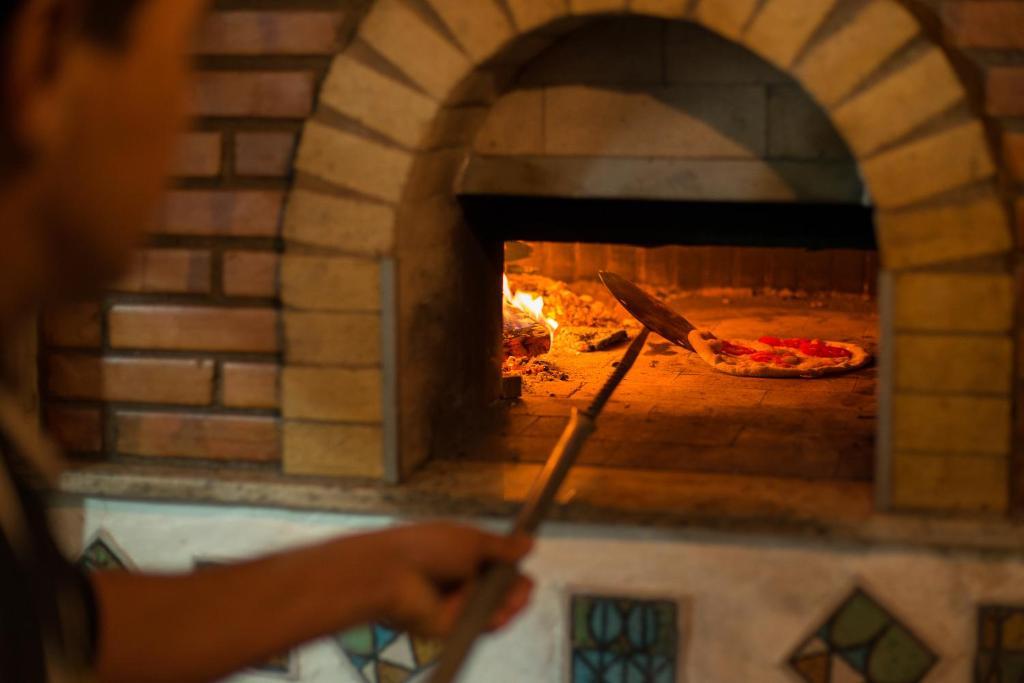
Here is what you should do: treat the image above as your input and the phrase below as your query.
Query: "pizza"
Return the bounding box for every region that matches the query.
[688,330,871,378]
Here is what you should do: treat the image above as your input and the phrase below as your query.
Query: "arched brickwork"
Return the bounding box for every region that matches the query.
[281,0,1016,514]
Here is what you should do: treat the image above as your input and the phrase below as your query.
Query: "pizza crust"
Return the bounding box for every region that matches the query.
[688,329,871,378]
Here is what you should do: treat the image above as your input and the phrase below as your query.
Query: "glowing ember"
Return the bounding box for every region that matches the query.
[504,274,559,340]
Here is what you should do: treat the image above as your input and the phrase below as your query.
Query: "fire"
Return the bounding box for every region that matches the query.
[504,274,559,340]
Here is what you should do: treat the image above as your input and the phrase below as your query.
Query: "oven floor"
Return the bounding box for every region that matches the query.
[480,295,878,481]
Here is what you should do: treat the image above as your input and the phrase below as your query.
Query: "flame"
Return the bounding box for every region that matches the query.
[504,274,559,340]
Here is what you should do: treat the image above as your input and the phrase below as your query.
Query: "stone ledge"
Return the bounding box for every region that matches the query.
[54,460,1024,556]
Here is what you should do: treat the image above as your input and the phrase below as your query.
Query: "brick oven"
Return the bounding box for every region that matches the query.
[42,0,1024,526]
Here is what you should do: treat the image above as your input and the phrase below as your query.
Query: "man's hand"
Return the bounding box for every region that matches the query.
[93,522,535,683]
[349,523,535,638]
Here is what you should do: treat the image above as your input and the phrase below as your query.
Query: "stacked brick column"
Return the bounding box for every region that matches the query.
[937,0,1024,513]
[42,1,359,467]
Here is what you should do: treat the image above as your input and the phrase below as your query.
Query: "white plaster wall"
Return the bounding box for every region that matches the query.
[49,498,1024,682]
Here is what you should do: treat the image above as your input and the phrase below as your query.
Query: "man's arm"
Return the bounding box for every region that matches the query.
[91,524,534,683]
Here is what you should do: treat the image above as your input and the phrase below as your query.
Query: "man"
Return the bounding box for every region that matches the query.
[0,2,534,682]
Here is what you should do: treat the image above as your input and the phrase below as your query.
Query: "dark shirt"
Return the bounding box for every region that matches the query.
[0,431,97,682]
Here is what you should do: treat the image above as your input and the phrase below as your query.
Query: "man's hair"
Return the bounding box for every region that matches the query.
[2,0,147,50]
[1,0,147,172]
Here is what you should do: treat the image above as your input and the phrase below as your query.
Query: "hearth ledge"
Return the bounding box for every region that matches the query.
[55,460,1024,556]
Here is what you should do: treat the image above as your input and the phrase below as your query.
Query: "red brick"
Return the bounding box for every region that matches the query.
[45,406,103,453]
[173,132,222,177]
[193,71,315,118]
[223,251,278,298]
[234,131,296,177]
[47,354,214,405]
[197,11,344,55]
[1005,131,1024,182]
[116,411,280,462]
[988,67,1024,116]
[108,305,278,353]
[943,1,1024,49]
[153,190,283,237]
[41,303,101,348]
[222,362,279,409]
[113,248,212,294]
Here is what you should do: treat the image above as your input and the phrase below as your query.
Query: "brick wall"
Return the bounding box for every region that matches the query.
[472,18,875,296]
[41,0,366,465]
[933,1,1024,512]
[36,0,1024,513]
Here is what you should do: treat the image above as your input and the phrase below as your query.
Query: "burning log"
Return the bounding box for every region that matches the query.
[503,301,551,358]
[578,329,629,352]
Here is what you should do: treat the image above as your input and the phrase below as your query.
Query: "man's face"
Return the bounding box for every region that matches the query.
[37,0,208,295]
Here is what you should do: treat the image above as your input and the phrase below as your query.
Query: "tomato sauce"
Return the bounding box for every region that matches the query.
[758,336,852,359]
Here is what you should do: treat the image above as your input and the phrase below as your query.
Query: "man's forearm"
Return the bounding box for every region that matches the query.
[91,536,395,683]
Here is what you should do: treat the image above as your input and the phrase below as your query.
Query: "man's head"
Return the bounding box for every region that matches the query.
[0,0,207,313]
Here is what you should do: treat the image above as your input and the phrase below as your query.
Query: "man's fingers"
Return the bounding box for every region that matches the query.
[485,575,534,631]
[480,532,534,566]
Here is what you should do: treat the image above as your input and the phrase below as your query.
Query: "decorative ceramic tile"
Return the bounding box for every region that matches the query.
[975,605,1024,681]
[77,530,134,571]
[788,588,936,683]
[336,624,442,683]
[570,594,679,683]
[193,557,298,679]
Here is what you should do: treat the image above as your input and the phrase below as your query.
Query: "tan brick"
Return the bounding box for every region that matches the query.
[283,422,383,478]
[893,272,1013,333]
[153,190,283,237]
[48,355,214,405]
[570,0,627,14]
[282,367,382,422]
[544,84,766,158]
[45,406,103,454]
[425,0,514,63]
[281,255,381,313]
[222,251,278,298]
[173,132,221,177]
[234,131,295,177]
[41,303,101,348]
[795,1,919,106]
[222,362,279,409]
[631,0,688,18]
[109,305,278,353]
[284,312,380,365]
[744,0,837,68]
[832,48,965,157]
[890,452,1008,513]
[474,89,544,155]
[320,55,438,149]
[943,1,1024,49]
[505,0,567,31]
[294,121,412,203]
[283,190,395,255]
[1005,131,1024,182]
[877,193,1012,269]
[196,11,344,55]
[893,393,1011,455]
[113,248,212,294]
[117,411,279,462]
[692,0,759,39]
[359,0,471,100]
[193,71,315,118]
[987,67,1024,117]
[861,121,996,209]
[894,334,1013,394]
